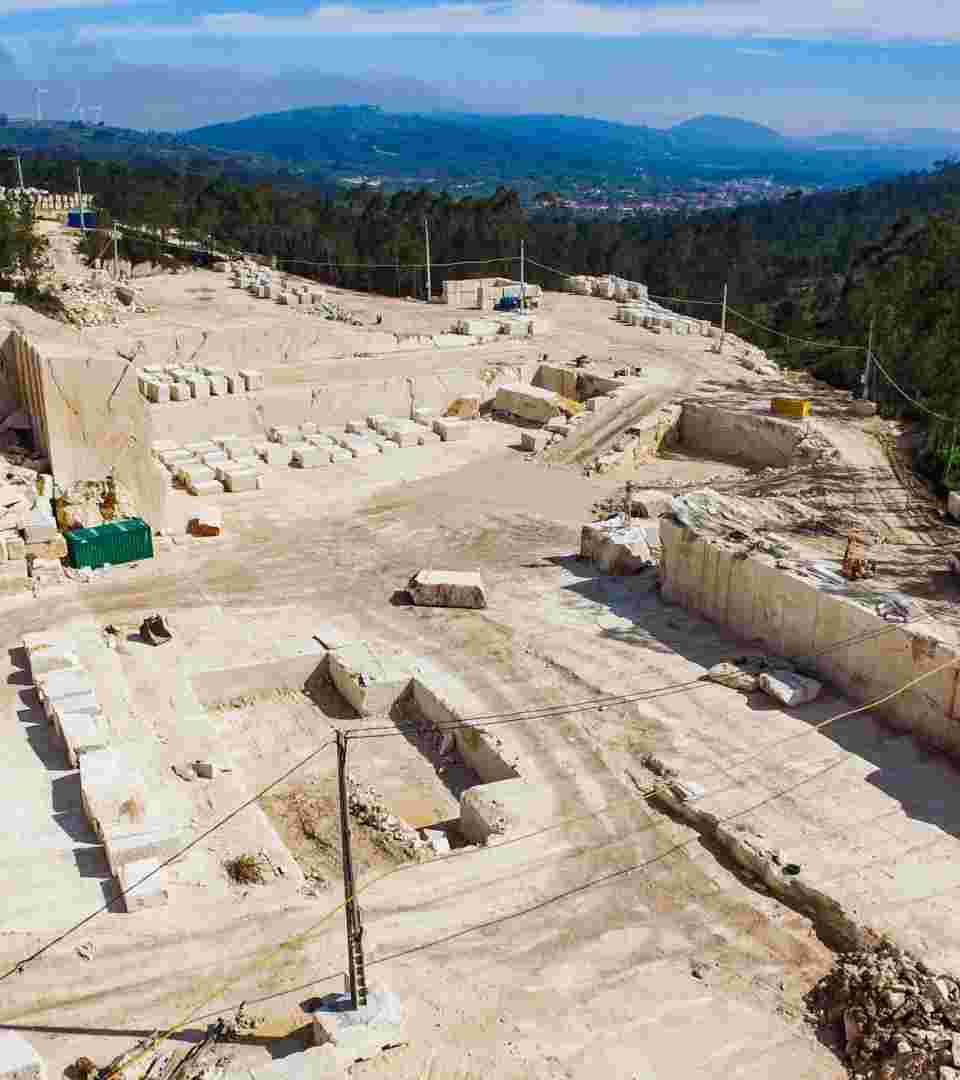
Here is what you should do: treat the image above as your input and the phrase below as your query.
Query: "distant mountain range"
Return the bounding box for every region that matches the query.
[180,106,960,191]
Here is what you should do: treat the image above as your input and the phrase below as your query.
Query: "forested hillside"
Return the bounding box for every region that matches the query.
[7,153,960,479]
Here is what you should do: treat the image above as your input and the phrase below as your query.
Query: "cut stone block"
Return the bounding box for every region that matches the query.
[408,569,487,609]
[79,748,148,841]
[22,508,59,543]
[225,373,241,393]
[413,407,437,426]
[201,451,229,467]
[223,469,258,492]
[299,421,318,436]
[388,429,418,448]
[260,444,293,466]
[329,449,353,464]
[170,382,191,402]
[152,440,179,455]
[345,419,368,435]
[5,536,25,560]
[185,375,211,399]
[35,667,97,716]
[338,434,379,458]
[545,418,572,436]
[117,857,169,912]
[580,516,656,574]
[213,434,243,449]
[377,417,418,437]
[279,430,307,446]
[25,536,67,562]
[239,368,264,391]
[226,443,254,460]
[291,447,327,469]
[758,671,822,707]
[328,641,418,716]
[208,375,228,396]
[307,434,337,448]
[520,430,548,452]
[53,707,109,769]
[417,430,442,446]
[0,1030,45,1080]
[188,479,225,496]
[494,383,561,423]
[160,448,194,465]
[23,635,80,678]
[367,414,387,431]
[105,826,175,875]
[184,441,217,454]
[146,381,170,404]
[432,418,470,442]
[177,464,216,486]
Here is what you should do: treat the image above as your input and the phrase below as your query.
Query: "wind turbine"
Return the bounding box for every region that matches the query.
[33,87,48,125]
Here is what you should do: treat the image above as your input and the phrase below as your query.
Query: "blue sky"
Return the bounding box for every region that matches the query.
[1,0,959,131]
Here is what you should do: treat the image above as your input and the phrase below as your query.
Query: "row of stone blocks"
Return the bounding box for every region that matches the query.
[137,364,264,404]
[22,633,172,914]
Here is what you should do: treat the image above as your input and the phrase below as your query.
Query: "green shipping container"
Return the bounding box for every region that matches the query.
[64,517,154,570]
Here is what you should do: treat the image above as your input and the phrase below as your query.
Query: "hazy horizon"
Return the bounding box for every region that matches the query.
[0,0,958,133]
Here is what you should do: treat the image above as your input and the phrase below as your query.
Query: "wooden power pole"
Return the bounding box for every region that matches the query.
[336,730,367,1008]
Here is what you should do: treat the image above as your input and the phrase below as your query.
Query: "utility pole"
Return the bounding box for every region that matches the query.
[9,154,24,191]
[716,282,728,354]
[863,316,875,402]
[423,218,431,304]
[112,225,120,280]
[336,730,367,1009]
[520,238,526,311]
[76,168,85,234]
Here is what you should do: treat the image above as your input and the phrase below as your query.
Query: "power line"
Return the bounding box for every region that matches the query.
[0,740,335,984]
[870,349,960,425]
[726,306,866,351]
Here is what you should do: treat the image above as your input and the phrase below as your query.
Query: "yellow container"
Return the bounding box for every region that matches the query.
[771,397,811,419]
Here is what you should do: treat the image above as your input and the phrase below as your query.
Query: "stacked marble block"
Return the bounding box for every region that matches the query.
[22,634,171,913]
[152,437,265,496]
[137,364,264,404]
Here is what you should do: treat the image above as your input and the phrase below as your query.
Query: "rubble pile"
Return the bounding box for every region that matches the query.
[53,275,148,328]
[54,478,138,531]
[346,777,431,861]
[806,943,960,1079]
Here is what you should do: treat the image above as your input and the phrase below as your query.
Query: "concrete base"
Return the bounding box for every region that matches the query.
[408,569,487,609]
[311,989,403,1058]
[0,1030,46,1080]
[328,642,417,716]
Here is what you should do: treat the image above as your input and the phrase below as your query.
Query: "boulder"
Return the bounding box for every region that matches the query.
[444,394,481,420]
[758,671,822,707]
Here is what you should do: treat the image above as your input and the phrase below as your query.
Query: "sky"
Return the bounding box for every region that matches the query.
[0,0,958,132]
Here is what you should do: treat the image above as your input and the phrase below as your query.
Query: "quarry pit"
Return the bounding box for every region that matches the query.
[2,230,960,1080]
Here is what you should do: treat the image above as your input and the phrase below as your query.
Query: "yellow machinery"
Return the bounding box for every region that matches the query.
[771,397,812,419]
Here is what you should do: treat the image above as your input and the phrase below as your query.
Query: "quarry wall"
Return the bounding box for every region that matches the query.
[659,517,960,758]
[678,402,808,468]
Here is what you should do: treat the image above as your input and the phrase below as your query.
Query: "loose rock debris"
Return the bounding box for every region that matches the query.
[806,943,960,1079]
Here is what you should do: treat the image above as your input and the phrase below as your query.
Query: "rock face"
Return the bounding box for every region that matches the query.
[54,478,138,531]
[806,943,960,1079]
[408,569,487,609]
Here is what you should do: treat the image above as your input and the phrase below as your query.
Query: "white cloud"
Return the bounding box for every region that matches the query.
[736,46,781,56]
[77,0,960,43]
[0,0,128,12]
